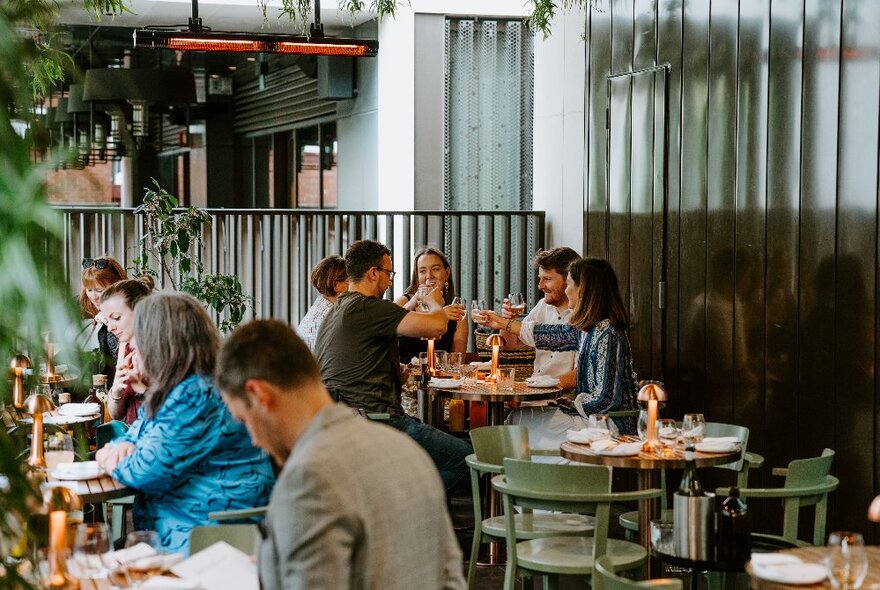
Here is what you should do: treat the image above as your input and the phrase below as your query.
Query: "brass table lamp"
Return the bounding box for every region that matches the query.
[24,392,56,469]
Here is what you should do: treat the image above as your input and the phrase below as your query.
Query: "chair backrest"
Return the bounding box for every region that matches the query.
[594,556,683,590]
[469,425,531,469]
[785,448,834,490]
[705,422,749,473]
[189,524,261,556]
[96,420,130,450]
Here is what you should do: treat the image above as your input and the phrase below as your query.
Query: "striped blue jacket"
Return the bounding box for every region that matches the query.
[113,374,274,553]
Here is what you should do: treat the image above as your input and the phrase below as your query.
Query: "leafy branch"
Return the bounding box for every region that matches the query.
[132,180,252,332]
[527,0,604,39]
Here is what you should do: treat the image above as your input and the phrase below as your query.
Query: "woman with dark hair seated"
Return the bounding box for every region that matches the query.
[478,257,639,441]
[96,292,275,553]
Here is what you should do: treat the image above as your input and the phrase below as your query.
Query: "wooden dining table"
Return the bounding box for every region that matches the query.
[48,473,130,504]
[429,380,562,426]
[560,440,740,564]
[746,546,880,590]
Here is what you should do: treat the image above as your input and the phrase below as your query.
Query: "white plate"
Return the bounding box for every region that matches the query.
[58,403,101,417]
[430,379,461,389]
[51,461,103,481]
[752,562,826,585]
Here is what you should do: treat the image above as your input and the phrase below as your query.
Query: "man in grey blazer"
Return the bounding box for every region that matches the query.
[216,319,465,590]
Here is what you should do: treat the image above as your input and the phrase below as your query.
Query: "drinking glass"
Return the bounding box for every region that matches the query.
[636,409,649,441]
[681,413,706,444]
[416,285,432,311]
[451,296,464,307]
[460,365,477,386]
[470,300,487,325]
[587,414,612,442]
[45,433,74,474]
[508,292,526,316]
[446,352,463,379]
[418,352,431,384]
[826,532,869,589]
[123,530,163,586]
[658,419,679,445]
[433,351,448,376]
[497,368,516,392]
[73,523,111,580]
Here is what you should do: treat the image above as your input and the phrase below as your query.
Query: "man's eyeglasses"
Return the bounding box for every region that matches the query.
[376,267,396,280]
[82,258,110,270]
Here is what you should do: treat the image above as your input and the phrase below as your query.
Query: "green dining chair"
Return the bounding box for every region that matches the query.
[593,556,683,590]
[466,425,594,590]
[189,523,261,557]
[717,448,837,546]
[619,422,763,540]
[494,458,662,590]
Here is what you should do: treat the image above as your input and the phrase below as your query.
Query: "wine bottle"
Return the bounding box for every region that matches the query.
[717,486,750,562]
[678,445,704,496]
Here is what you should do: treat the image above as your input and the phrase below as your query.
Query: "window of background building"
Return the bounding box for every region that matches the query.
[292,122,337,208]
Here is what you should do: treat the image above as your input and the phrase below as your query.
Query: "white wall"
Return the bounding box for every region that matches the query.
[532,6,586,251]
[336,22,379,210]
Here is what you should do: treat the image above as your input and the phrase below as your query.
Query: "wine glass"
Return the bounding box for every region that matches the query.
[587,414,612,442]
[123,530,163,586]
[681,413,705,444]
[470,300,487,325]
[826,532,869,589]
[508,292,526,316]
[451,296,464,306]
[637,409,649,441]
[73,523,111,580]
[416,285,432,311]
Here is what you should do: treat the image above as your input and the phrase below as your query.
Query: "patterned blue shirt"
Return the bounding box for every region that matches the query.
[113,374,275,553]
[533,319,639,434]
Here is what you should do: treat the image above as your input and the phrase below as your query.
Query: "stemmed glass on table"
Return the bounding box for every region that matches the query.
[73,523,112,581]
[122,530,164,587]
[681,413,705,445]
[826,532,869,589]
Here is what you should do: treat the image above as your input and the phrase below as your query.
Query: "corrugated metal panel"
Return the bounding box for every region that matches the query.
[233,65,336,135]
[584,0,880,539]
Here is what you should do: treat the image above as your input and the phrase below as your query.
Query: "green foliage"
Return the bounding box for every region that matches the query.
[133,180,252,332]
[338,0,401,22]
[527,0,601,39]
[274,0,400,27]
[82,0,132,20]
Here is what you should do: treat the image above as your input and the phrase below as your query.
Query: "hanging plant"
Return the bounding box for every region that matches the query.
[527,0,605,39]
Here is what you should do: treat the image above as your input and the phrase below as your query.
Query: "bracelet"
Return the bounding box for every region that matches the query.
[505,319,514,332]
[109,392,126,402]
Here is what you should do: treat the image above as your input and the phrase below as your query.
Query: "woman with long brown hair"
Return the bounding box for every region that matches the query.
[479,257,639,435]
[79,256,127,383]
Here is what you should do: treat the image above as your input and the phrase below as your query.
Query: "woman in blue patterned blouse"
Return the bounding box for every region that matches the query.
[96,292,275,553]
[480,257,639,436]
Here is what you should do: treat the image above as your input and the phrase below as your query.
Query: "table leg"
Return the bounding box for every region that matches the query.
[478,401,507,566]
[637,469,661,578]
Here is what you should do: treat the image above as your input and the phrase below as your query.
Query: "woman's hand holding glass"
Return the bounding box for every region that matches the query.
[443,302,466,322]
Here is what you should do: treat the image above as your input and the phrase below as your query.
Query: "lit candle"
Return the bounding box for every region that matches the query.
[49,510,69,587]
[427,339,435,375]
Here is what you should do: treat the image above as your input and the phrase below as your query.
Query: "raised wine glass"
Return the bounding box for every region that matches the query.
[508,292,526,316]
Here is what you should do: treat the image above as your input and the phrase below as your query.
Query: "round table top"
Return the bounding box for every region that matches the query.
[560,440,741,469]
[19,413,100,426]
[746,546,880,590]
[430,380,561,403]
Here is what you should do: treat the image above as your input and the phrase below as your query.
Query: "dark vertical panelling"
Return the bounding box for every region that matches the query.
[797,0,839,476]
[763,0,803,496]
[609,0,635,298]
[629,0,658,378]
[675,0,710,415]
[586,1,613,258]
[705,0,739,425]
[732,0,768,451]
[834,0,879,531]
[657,0,684,383]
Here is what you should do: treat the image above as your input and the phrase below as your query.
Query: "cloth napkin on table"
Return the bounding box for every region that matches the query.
[565,428,610,445]
[695,436,740,453]
[469,361,492,370]
[598,442,643,456]
[525,375,561,387]
[749,553,827,585]
[58,402,101,417]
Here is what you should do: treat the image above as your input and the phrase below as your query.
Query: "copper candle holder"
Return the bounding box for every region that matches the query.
[9,354,31,408]
[638,381,667,453]
[486,333,507,383]
[24,392,56,469]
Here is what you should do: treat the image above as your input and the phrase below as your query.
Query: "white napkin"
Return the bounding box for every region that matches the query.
[599,442,643,456]
[590,438,617,451]
[140,577,199,590]
[469,361,492,370]
[750,554,827,585]
[525,375,560,387]
[695,437,741,453]
[565,428,610,444]
[429,378,461,388]
[58,402,101,417]
[172,541,258,590]
[53,461,102,480]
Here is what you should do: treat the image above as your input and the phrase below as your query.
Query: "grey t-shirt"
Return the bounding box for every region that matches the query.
[314,291,409,414]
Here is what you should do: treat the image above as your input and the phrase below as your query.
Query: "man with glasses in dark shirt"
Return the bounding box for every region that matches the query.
[315,240,471,491]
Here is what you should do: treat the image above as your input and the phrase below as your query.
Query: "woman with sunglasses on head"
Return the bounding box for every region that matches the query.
[100,277,155,424]
[80,256,127,385]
